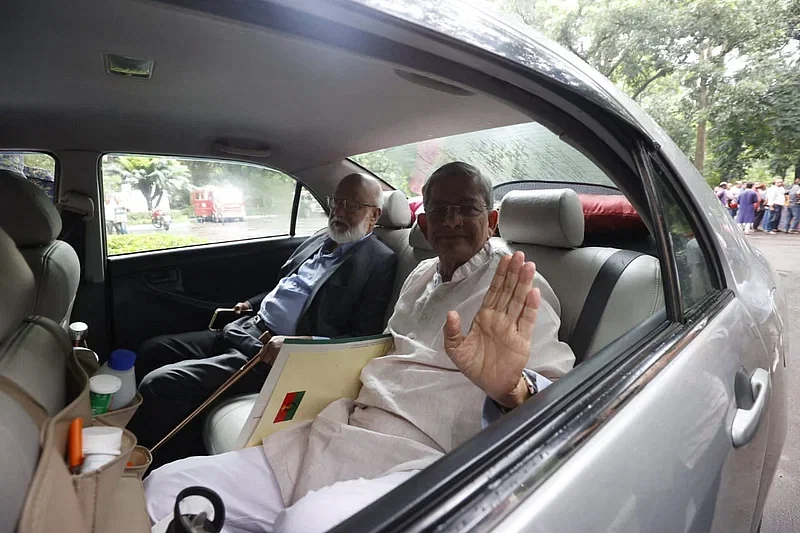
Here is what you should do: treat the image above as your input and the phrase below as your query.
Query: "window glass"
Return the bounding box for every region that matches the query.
[653,168,716,309]
[0,152,57,201]
[296,187,328,236]
[101,154,297,256]
[350,122,615,197]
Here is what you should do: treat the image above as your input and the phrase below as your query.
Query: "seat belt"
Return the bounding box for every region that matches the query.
[569,250,644,365]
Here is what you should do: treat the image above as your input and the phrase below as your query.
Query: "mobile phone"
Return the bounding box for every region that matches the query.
[208,308,255,330]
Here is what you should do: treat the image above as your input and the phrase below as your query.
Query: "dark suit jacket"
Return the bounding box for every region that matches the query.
[247,232,397,338]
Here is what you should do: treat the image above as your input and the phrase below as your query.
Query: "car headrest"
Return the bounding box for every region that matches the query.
[408,220,433,250]
[0,228,36,340]
[499,189,584,248]
[377,191,412,229]
[0,169,62,246]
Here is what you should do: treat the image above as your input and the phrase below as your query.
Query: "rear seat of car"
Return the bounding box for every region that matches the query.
[202,190,415,455]
[375,188,663,360]
[203,188,664,455]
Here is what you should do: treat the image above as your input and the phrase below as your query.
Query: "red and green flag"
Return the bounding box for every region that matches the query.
[273,391,306,423]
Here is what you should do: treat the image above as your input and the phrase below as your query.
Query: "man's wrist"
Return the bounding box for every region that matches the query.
[496,373,537,410]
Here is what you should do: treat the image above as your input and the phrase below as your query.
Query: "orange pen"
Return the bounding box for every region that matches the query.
[68,418,84,474]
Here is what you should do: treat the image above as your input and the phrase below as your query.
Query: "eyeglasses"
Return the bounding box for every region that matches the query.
[326,197,379,212]
[425,204,488,219]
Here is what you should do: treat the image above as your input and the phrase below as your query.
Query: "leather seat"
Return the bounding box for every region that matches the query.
[498,189,664,359]
[0,169,80,327]
[0,227,71,532]
[203,190,415,455]
[374,191,435,320]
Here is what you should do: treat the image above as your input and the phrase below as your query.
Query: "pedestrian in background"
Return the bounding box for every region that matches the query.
[727,181,742,218]
[113,194,129,235]
[104,196,118,235]
[736,182,759,235]
[716,182,728,207]
[754,183,768,231]
[766,179,786,235]
[784,177,800,234]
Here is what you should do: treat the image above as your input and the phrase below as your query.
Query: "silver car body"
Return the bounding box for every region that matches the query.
[301,1,788,531]
[0,0,786,531]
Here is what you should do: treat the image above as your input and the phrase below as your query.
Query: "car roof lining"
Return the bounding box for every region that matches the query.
[1,0,652,227]
[0,0,528,171]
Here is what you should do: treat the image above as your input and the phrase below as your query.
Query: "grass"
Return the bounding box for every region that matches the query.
[107,233,208,255]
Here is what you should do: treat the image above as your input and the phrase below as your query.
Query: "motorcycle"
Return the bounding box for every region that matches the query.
[151,209,172,231]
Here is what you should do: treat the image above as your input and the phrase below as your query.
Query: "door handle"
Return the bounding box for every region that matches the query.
[731,368,770,448]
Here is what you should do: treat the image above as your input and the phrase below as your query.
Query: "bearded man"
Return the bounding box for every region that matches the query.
[128,173,397,468]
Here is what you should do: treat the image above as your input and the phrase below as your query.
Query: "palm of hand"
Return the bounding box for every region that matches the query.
[450,306,531,395]
[444,251,540,406]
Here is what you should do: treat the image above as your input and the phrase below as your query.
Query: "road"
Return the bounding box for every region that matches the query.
[749,232,800,533]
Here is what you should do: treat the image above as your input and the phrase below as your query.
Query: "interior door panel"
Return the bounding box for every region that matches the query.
[107,236,305,351]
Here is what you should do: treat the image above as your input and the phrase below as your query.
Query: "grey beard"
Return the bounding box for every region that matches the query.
[328,217,370,244]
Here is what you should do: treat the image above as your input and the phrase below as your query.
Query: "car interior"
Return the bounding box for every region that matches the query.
[0,0,686,530]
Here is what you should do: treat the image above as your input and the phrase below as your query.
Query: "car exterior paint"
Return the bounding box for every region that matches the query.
[337,1,788,531]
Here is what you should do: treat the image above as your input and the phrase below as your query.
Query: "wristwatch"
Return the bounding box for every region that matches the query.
[497,372,538,414]
[521,371,538,398]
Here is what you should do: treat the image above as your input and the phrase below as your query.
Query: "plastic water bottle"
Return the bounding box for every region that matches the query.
[94,349,137,410]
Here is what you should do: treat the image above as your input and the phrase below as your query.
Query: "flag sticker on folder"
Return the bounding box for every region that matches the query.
[273,391,306,423]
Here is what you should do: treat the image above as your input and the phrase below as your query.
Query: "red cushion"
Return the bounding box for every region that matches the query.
[579,194,646,235]
[408,196,424,224]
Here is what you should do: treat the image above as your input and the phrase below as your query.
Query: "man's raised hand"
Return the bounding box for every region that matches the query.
[443,251,540,408]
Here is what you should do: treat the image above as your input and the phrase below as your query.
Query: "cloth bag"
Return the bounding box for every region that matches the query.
[13,349,150,533]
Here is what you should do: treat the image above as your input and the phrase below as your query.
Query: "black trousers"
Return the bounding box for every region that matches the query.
[128,317,271,470]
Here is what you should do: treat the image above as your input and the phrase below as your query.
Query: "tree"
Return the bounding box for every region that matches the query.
[104,156,192,211]
[0,153,24,174]
[497,0,799,180]
[709,52,800,182]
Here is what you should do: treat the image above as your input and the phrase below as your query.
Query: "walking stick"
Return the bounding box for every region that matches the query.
[150,355,262,456]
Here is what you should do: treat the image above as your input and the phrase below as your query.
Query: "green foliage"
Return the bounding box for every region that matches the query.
[23,153,56,174]
[496,0,800,184]
[351,152,414,195]
[104,155,192,210]
[107,234,207,255]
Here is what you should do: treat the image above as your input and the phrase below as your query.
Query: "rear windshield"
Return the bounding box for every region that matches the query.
[350,122,615,196]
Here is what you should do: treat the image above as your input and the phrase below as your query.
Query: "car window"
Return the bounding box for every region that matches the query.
[652,167,716,310]
[350,122,615,197]
[0,151,57,201]
[101,154,305,256]
[296,187,328,236]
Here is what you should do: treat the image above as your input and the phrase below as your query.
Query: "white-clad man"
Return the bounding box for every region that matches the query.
[765,179,786,234]
[144,161,575,533]
[726,180,742,218]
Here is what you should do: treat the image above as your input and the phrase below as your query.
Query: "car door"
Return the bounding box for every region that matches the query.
[325,150,777,533]
[97,154,329,352]
[480,155,773,533]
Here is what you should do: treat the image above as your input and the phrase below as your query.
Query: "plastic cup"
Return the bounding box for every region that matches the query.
[125,445,153,479]
[80,453,117,474]
[89,374,121,415]
[82,426,123,455]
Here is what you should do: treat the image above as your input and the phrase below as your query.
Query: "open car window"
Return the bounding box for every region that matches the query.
[100,154,327,256]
